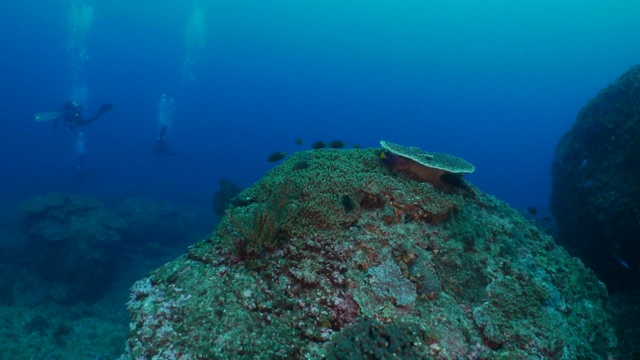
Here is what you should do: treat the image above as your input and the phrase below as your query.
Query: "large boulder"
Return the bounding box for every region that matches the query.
[123,148,617,359]
[551,65,640,293]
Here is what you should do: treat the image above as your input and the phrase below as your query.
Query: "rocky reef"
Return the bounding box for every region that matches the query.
[20,192,127,304]
[0,193,210,358]
[115,197,197,247]
[124,148,618,359]
[551,64,640,293]
[18,193,204,305]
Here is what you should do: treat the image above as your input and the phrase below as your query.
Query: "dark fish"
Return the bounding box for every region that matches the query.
[311,141,326,150]
[328,140,346,149]
[294,138,304,145]
[380,151,407,169]
[267,151,287,162]
[527,207,538,215]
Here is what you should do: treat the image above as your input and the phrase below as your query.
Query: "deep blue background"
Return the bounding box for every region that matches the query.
[1,1,639,213]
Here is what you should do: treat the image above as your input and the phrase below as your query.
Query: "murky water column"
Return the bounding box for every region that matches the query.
[181,6,207,87]
[67,1,94,104]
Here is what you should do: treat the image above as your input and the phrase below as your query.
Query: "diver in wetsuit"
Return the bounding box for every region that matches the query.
[47,101,114,130]
[153,125,185,158]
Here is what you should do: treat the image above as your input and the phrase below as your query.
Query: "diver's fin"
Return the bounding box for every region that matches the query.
[34,112,63,122]
[95,103,114,118]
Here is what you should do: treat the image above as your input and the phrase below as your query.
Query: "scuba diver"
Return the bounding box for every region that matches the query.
[153,125,186,159]
[35,101,114,130]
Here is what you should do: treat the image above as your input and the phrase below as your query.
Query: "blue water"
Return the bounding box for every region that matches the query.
[2,0,640,211]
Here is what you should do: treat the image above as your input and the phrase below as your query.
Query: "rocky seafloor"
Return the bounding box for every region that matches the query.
[0,193,210,359]
[122,148,619,359]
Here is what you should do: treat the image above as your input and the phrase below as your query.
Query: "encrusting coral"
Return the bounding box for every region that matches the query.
[123,146,618,359]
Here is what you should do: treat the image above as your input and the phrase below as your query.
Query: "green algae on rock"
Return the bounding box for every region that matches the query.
[123,148,618,359]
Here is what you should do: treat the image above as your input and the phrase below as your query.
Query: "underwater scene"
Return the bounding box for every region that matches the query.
[1,1,640,359]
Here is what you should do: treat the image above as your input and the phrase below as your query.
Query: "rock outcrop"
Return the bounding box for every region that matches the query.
[551,65,640,293]
[124,148,617,359]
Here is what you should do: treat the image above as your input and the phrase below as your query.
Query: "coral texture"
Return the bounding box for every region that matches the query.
[124,149,618,359]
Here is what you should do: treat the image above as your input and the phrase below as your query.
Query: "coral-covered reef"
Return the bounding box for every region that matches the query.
[551,64,640,293]
[124,148,618,359]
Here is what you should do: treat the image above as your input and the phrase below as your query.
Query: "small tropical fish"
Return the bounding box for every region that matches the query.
[311,141,326,150]
[380,151,408,170]
[267,151,286,162]
[328,140,346,149]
